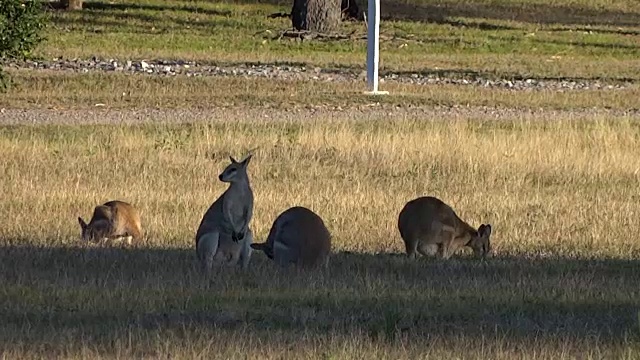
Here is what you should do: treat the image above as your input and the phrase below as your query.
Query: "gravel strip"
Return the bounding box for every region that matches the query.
[6,57,634,92]
[1,106,638,126]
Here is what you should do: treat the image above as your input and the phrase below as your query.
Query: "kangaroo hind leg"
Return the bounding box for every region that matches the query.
[197,231,220,275]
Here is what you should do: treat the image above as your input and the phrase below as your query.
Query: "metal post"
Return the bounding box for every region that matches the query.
[364,0,388,95]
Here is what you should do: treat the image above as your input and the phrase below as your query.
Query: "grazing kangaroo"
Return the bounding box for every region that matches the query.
[398,196,492,260]
[195,154,254,274]
[251,206,332,269]
[78,200,143,245]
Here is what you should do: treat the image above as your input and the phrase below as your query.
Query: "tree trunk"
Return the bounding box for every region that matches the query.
[64,0,83,10]
[292,0,341,33]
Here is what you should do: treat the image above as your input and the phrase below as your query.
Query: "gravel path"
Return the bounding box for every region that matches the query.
[1,105,638,126]
[6,57,635,92]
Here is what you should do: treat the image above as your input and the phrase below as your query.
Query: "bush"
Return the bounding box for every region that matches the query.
[0,0,47,90]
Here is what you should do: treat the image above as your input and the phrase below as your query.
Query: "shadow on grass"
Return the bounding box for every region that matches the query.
[1,241,639,350]
[51,17,178,35]
[49,2,259,35]
[50,0,640,32]
[189,0,640,28]
[380,0,640,28]
[48,0,233,16]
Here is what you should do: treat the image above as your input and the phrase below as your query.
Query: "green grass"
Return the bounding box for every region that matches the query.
[2,0,636,110]
[36,0,640,80]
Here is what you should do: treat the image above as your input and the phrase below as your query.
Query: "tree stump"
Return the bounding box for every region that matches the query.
[291,0,341,33]
[64,0,83,10]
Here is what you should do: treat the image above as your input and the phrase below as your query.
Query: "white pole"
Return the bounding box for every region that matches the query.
[364,0,388,95]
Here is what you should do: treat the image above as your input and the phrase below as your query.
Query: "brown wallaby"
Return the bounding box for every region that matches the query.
[251,206,331,269]
[78,200,143,245]
[398,196,492,260]
[195,154,254,274]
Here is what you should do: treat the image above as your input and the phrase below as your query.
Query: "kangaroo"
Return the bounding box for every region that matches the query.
[251,206,332,269]
[78,200,143,245]
[195,154,254,274]
[398,196,492,260]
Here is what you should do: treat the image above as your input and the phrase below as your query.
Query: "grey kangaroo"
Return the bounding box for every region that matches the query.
[195,154,254,274]
[398,196,492,260]
[251,206,331,269]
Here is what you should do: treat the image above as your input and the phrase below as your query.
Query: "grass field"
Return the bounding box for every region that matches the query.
[2,0,640,110]
[39,0,640,78]
[2,116,640,358]
[1,0,640,358]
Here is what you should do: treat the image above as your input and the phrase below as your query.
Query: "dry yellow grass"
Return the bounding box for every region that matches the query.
[1,114,640,358]
[2,116,639,255]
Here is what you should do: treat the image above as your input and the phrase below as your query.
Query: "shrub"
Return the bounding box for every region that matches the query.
[0,0,47,90]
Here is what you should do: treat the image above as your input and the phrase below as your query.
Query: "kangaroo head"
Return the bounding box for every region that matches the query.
[78,217,110,242]
[250,242,274,259]
[218,154,252,183]
[468,224,492,258]
[78,217,90,241]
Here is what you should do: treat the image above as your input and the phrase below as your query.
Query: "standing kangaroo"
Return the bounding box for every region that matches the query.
[251,206,332,269]
[78,200,143,245]
[398,196,492,260]
[195,154,254,274]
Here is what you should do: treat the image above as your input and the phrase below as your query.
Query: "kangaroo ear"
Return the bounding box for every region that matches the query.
[479,224,492,237]
[78,217,87,229]
[241,154,252,167]
[229,156,238,164]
